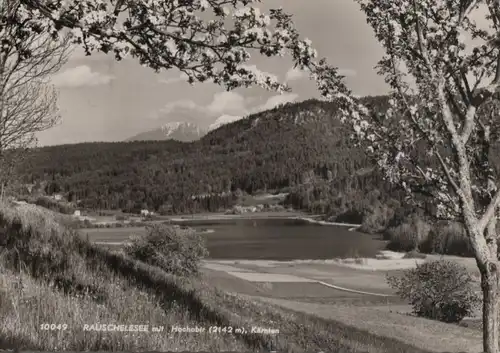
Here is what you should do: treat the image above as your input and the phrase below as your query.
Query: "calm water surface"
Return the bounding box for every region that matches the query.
[174,218,386,260]
[87,218,387,260]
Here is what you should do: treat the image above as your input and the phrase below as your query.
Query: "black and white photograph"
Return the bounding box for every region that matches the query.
[1,0,500,352]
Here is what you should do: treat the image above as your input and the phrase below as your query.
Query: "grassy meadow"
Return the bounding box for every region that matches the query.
[0,202,479,352]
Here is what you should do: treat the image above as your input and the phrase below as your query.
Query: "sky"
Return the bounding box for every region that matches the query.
[37,0,389,146]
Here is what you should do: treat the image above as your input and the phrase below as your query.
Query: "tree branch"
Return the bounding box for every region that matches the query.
[460,105,477,144]
[479,187,500,233]
[412,0,433,74]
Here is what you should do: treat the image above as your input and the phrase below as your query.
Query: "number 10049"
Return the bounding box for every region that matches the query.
[40,323,68,331]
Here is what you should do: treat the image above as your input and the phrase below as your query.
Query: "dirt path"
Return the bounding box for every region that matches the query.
[201,268,402,305]
[244,295,482,353]
[203,260,398,295]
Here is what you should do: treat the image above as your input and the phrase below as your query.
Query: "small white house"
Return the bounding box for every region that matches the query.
[140,209,150,216]
[53,194,62,201]
[73,210,81,217]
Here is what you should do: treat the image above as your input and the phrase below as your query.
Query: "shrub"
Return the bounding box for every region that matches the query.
[32,196,75,215]
[421,221,472,256]
[359,201,395,233]
[125,224,208,277]
[387,260,479,323]
[384,214,431,252]
[334,208,363,224]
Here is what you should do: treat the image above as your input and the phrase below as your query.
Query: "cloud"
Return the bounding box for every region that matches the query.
[159,72,189,85]
[240,64,279,82]
[68,46,91,60]
[285,67,308,82]
[154,92,249,123]
[252,93,299,113]
[285,66,356,83]
[158,99,203,115]
[51,65,114,88]
[207,91,248,116]
[159,65,278,87]
[156,89,300,128]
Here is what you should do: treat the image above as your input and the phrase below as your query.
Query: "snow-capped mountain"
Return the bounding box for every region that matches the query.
[208,115,243,132]
[161,122,205,138]
[125,122,206,142]
[125,115,245,142]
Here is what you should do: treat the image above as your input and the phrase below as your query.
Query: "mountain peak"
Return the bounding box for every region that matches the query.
[126,115,245,142]
[126,122,205,142]
[161,122,202,137]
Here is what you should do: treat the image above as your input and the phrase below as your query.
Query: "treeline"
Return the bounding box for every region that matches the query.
[284,182,482,257]
[17,97,389,214]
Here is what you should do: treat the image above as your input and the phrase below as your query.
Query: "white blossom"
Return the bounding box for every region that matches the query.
[7,0,322,92]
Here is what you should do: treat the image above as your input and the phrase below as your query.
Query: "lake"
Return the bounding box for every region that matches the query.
[84,218,387,260]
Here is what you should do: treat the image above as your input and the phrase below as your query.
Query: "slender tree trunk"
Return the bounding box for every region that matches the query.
[483,277,499,353]
[481,218,500,353]
[482,267,499,353]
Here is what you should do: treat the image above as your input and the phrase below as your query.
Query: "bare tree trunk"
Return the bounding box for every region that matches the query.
[481,218,500,353]
[482,268,499,353]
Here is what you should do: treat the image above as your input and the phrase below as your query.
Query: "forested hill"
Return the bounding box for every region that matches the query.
[18,96,391,214]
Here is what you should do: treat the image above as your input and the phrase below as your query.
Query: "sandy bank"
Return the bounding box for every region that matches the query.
[208,250,479,274]
[331,250,479,275]
[291,216,361,228]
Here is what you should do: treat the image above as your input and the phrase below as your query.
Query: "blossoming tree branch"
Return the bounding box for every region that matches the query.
[8,0,344,91]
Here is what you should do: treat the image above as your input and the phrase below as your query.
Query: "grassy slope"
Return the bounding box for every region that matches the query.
[250,296,481,353]
[0,203,473,352]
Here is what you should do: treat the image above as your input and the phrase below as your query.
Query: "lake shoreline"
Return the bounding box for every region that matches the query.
[166,211,361,228]
[165,210,307,221]
[85,215,380,260]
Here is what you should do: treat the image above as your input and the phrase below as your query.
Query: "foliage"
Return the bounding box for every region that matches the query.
[124,224,208,277]
[387,260,480,323]
[359,198,397,233]
[422,221,473,257]
[384,213,431,252]
[31,196,75,215]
